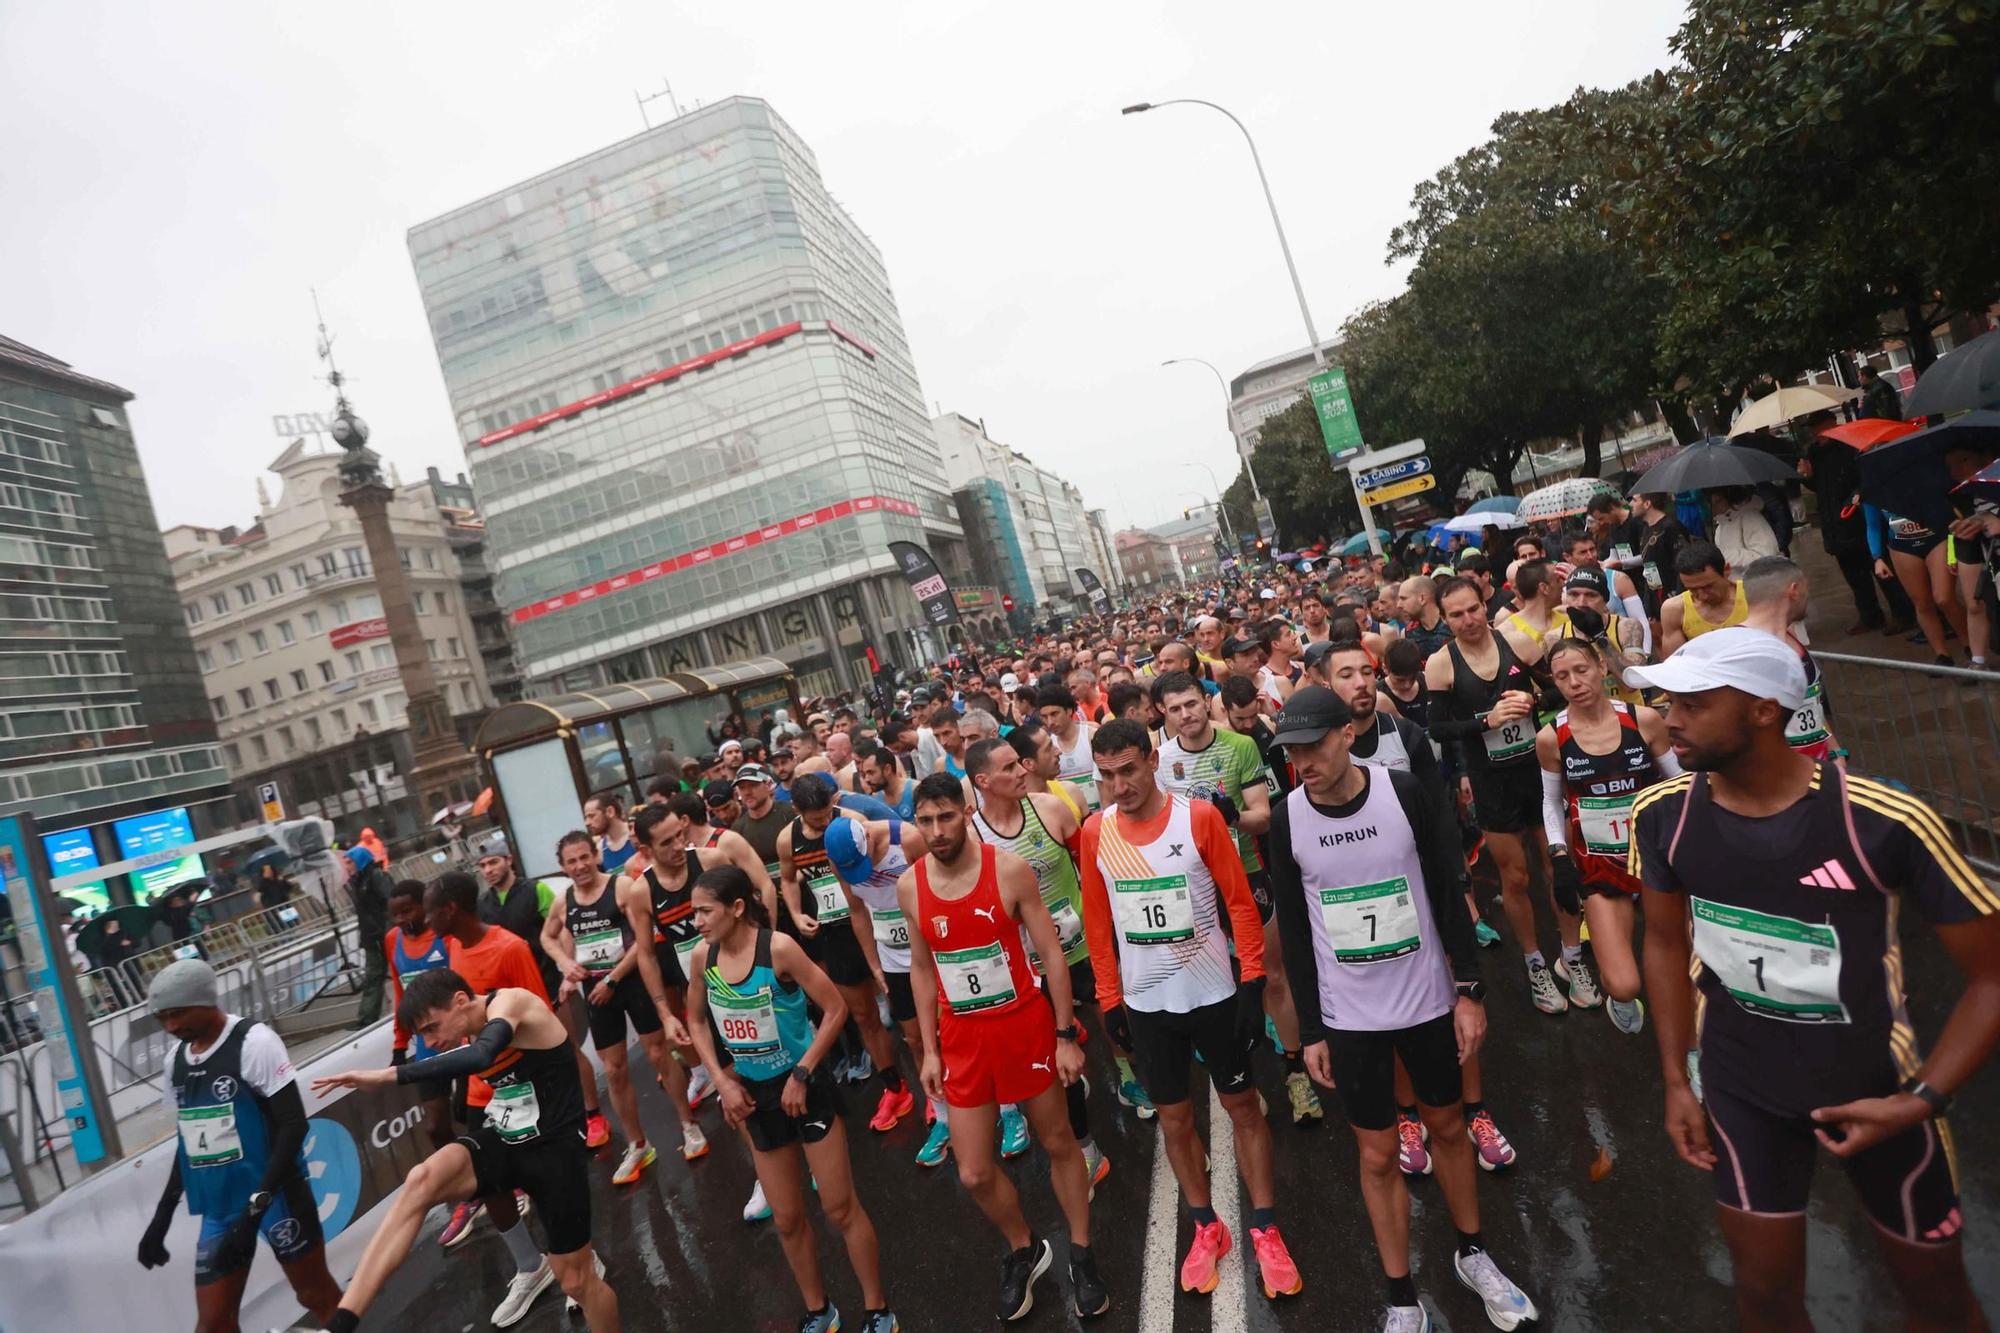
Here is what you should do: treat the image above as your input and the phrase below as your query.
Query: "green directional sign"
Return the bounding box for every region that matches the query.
[1307,367,1364,462]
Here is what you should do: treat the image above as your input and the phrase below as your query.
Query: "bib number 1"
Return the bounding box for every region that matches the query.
[1691,897,1847,1024]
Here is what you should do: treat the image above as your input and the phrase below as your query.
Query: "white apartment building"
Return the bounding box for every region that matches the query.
[165,440,492,779]
[1228,340,1344,454]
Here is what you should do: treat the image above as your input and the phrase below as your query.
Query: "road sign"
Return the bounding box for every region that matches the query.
[258,781,285,822]
[1001,594,1015,611]
[1254,497,1277,543]
[1357,455,1431,490]
[1362,473,1438,505]
[1306,367,1364,461]
[1340,438,1428,473]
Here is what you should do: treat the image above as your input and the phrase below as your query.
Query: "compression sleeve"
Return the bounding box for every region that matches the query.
[395,1017,516,1085]
[249,1081,310,1207]
[1656,749,1684,779]
[1392,769,1482,983]
[1864,504,1888,561]
[1263,799,1326,1045]
[1542,767,1570,851]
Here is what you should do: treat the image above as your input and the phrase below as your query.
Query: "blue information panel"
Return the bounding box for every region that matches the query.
[39,827,111,915]
[111,807,203,904]
[0,815,111,1162]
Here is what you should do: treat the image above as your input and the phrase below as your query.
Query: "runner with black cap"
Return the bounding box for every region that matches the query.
[1627,628,2000,1333]
[1559,566,1649,708]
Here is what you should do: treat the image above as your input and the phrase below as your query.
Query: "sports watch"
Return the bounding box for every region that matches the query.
[1901,1077,1953,1119]
[1054,1024,1080,1041]
[1455,981,1487,1003]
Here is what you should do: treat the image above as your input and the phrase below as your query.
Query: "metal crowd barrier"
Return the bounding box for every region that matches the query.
[1815,651,2000,876]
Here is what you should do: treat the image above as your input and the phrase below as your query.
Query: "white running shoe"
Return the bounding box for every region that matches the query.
[492,1257,556,1327]
[1607,996,1645,1035]
[1382,1304,1434,1333]
[743,1178,771,1223]
[1555,955,1603,1009]
[681,1120,709,1161]
[686,1064,715,1108]
[1453,1249,1538,1331]
[563,1250,607,1316]
[1526,959,1568,1015]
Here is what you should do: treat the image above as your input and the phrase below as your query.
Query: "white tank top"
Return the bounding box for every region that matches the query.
[845,835,913,972]
[1055,724,1100,810]
[1285,773,1455,1031]
[1093,795,1236,1014]
[1352,717,1411,773]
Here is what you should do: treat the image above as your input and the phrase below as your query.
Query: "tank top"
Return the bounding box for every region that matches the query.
[913,843,1039,1020]
[1680,582,1749,640]
[390,928,452,1057]
[1599,617,1648,707]
[1091,795,1237,1015]
[702,826,725,850]
[1555,702,1659,860]
[644,849,705,987]
[705,928,815,1082]
[841,824,914,973]
[1504,606,1573,648]
[1349,715,1413,773]
[1053,725,1100,811]
[1784,643,1833,761]
[598,833,637,874]
[790,816,845,926]
[1444,633,1538,770]
[973,797,1088,970]
[171,1019,292,1217]
[478,992,589,1144]
[564,876,626,977]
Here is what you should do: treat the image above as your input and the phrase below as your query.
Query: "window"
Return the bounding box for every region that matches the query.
[344,650,363,674]
[236,687,254,710]
[211,593,229,616]
[289,563,308,589]
[303,610,321,633]
[264,574,282,597]
[223,742,241,768]
[210,695,227,719]
[304,717,323,746]
[235,582,256,607]
[263,678,280,702]
[197,648,214,672]
[422,548,437,570]
[318,553,338,577]
[459,680,475,708]
[276,620,294,645]
[447,637,462,658]
[183,602,203,626]
[318,660,335,683]
[342,546,366,576]
[223,639,242,664]
[277,726,295,754]
[359,698,380,724]
[250,629,269,654]
[290,669,308,692]
[425,638,437,659]
[331,707,348,733]
[435,590,449,614]
[412,590,425,614]
[250,735,269,762]
[369,643,393,668]
[332,598,349,622]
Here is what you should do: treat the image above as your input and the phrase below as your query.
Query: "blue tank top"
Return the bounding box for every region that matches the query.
[171,1020,292,1218]
[390,928,451,1057]
[705,928,814,1082]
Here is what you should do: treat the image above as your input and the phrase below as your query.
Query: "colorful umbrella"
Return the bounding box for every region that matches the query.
[1443,510,1524,534]
[1517,477,1618,523]
[1339,530,1393,557]
[1815,418,1922,451]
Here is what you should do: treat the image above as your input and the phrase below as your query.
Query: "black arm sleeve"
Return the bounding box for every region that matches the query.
[1401,722,1471,890]
[249,1081,310,1207]
[1263,799,1327,1045]
[151,1154,183,1224]
[1390,770,1482,984]
[395,1017,516,1085]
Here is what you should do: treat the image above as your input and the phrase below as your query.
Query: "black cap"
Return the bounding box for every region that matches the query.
[1223,635,1263,658]
[1270,685,1354,746]
[1564,566,1610,598]
[701,779,735,808]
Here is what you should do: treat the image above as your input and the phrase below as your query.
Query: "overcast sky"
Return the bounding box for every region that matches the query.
[2,1,1684,536]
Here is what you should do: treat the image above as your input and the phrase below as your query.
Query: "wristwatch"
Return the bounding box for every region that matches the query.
[1901,1077,1953,1118]
[1054,1024,1080,1041]
[789,1065,813,1085]
[245,1190,273,1217]
[1455,981,1487,1002]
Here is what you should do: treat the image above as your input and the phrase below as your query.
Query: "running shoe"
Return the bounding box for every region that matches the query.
[1264,1014,1283,1055]
[1467,1109,1517,1172]
[513,1189,532,1221]
[1071,1247,1111,1318]
[439,1198,483,1249]
[1453,1249,1539,1330]
[1473,919,1501,948]
[1285,1070,1324,1125]
[611,1141,656,1186]
[686,1065,715,1109]
[744,1179,772,1223]
[999,1105,1029,1159]
[997,1236,1053,1321]
[870,1084,915,1132]
[1249,1224,1303,1299]
[491,1257,556,1327]
[1179,1219,1232,1294]
[680,1121,710,1161]
[584,1110,611,1149]
[1526,959,1568,1015]
[915,1116,952,1167]
[563,1251,606,1316]
[1116,1077,1157,1121]
[1607,996,1645,1035]
[798,1303,840,1333]
[1082,1140,1110,1199]
[1382,1304,1434,1332]
[1685,1049,1704,1104]
[1555,955,1603,1009]
[1397,1112,1433,1176]
[857,1313,900,1333]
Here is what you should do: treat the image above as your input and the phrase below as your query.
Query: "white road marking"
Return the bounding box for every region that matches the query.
[1209,1082,1248,1333]
[1137,1117,1181,1333]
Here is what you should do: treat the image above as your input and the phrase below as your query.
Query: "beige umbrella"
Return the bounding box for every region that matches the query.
[1727,383,1860,437]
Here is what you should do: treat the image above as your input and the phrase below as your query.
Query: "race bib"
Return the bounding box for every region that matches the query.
[1113,874,1195,945]
[1691,898,1847,1024]
[574,926,623,971]
[711,985,780,1054]
[871,906,910,951]
[807,872,849,923]
[1261,766,1281,798]
[1578,795,1636,856]
[1608,544,1637,567]
[1642,562,1664,592]
[671,933,702,977]
[1482,716,1535,763]
[1069,775,1101,812]
[935,941,1017,1013]
[1317,877,1422,964]
[487,1081,543,1144]
[1028,895,1086,971]
[177,1104,242,1167]
[1785,680,1828,749]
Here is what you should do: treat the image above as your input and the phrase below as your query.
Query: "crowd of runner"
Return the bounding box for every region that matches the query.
[138,507,2000,1333]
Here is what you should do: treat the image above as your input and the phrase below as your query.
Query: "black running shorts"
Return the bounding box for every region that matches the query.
[1127,996,1254,1107]
[459,1123,593,1255]
[1468,762,1544,836]
[584,973,663,1050]
[881,969,917,1025]
[1323,1010,1462,1131]
[741,1066,844,1154]
[817,925,873,988]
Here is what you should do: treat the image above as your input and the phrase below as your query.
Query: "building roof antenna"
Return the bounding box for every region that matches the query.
[636,78,685,130]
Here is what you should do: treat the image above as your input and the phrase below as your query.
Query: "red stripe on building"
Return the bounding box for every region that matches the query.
[474,321,806,448]
[826,321,878,359]
[508,495,923,625]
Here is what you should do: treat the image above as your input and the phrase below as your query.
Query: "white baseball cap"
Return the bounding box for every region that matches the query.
[1624,627,1807,710]
[999,671,1022,693]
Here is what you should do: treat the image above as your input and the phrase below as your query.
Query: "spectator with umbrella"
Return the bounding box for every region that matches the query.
[1708,487,1781,572]
[1802,417,1918,636]
[1858,364,1904,421]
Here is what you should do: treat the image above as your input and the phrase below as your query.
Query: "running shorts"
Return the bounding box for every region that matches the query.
[460,1122,593,1255]
[1468,763,1543,836]
[1572,814,1643,898]
[882,969,917,1025]
[1126,996,1254,1106]
[1888,532,1946,560]
[1066,958,1097,1011]
[817,926,872,988]
[1323,1010,1462,1131]
[584,973,663,1050]
[1246,869,1275,925]
[939,990,1057,1110]
[741,1066,844,1153]
[1703,1078,1961,1241]
[193,1176,322,1284]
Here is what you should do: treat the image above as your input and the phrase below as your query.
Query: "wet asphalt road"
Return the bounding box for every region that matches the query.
[359,905,1997,1333]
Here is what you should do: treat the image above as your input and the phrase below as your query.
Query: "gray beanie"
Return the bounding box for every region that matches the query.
[147,958,220,1013]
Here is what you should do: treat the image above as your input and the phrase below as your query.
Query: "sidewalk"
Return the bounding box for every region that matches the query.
[1793,526,1946,664]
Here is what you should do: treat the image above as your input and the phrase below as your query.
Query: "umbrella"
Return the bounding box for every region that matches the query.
[1443,510,1524,535]
[1728,383,1859,436]
[1627,437,1799,494]
[1906,329,2000,418]
[1855,412,2000,525]
[242,846,291,876]
[1815,418,1923,451]
[1465,495,1521,516]
[1517,477,1618,523]
[430,801,474,826]
[1339,530,1393,557]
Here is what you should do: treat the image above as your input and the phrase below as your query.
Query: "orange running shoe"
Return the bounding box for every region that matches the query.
[584,1110,611,1149]
[869,1085,915,1132]
[1250,1224,1303,1298]
[1179,1219,1231,1294]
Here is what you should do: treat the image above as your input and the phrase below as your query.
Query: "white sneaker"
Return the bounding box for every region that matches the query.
[680,1120,709,1161]
[492,1257,556,1327]
[1526,960,1568,1015]
[743,1178,771,1223]
[686,1064,715,1108]
[1382,1304,1434,1333]
[1607,996,1645,1035]
[1555,955,1603,1009]
[564,1250,607,1315]
[1453,1249,1538,1331]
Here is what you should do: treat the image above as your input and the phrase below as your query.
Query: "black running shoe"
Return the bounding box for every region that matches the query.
[997,1237,1053,1321]
[1070,1247,1111,1318]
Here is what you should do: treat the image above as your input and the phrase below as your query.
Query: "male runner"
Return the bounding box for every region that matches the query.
[1741,554,1839,762]
[821,813,929,1136]
[1398,577,1452,662]
[1036,682,1101,811]
[857,738,917,819]
[1628,629,1999,1332]
[1152,670,1322,1126]
[585,795,637,875]
[385,879,456,1155]
[1495,560,1573,668]
[1659,540,1748,655]
[929,704,971,779]
[902,774,1109,1320]
[732,764,805,923]
[138,960,342,1333]
[306,970,619,1332]
[658,790,779,923]
[1561,530,1651,655]
[1266,688,1538,1333]
[1078,719,1303,1300]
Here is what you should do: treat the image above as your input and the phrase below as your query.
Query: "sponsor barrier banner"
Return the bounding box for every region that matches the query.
[889,541,962,626]
[1074,568,1112,617]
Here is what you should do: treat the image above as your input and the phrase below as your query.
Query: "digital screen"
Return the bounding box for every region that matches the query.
[111,807,204,904]
[39,827,112,914]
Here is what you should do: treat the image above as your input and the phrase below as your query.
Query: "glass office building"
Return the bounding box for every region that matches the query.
[408,97,965,696]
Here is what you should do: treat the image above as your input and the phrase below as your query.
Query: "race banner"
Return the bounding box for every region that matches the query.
[889,541,961,626]
[1074,568,1112,617]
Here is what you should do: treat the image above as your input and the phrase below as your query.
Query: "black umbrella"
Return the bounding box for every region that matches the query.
[1854,412,2000,525]
[1627,437,1799,496]
[1905,329,2000,418]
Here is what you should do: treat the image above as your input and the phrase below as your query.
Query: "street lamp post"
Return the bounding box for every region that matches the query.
[1162,356,1265,505]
